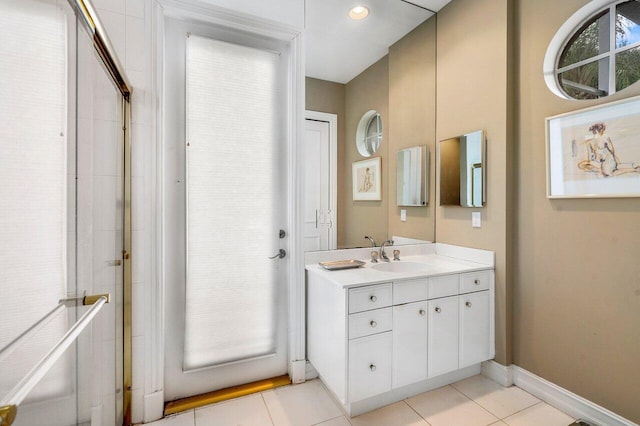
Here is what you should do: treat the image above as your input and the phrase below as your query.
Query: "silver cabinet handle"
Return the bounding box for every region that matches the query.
[370,320,377,328]
[268,249,286,259]
[419,309,426,316]
[370,295,377,302]
[369,364,376,372]
[435,306,441,313]
[466,301,472,308]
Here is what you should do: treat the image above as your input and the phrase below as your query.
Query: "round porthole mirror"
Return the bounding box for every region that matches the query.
[356,110,383,157]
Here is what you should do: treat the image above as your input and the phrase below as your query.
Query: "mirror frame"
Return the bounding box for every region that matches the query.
[355,110,383,157]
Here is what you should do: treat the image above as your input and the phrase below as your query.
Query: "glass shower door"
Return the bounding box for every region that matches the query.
[0,0,127,424]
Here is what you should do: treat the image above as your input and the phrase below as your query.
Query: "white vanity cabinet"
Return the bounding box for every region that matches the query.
[306,253,495,417]
[392,300,428,388]
[427,295,459,377]
[459,289,491,367]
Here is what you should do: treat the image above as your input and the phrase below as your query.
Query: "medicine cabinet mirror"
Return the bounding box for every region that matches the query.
[397,145,429,207]
[439,130,486,207]
[355,110,383,157]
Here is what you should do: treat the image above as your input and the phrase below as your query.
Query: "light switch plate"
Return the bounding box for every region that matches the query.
[472,211,481,228]
[400,209,407,222]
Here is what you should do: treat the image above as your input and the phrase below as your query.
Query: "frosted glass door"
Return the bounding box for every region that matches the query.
[185,34,283,370]
[163,24,289,400]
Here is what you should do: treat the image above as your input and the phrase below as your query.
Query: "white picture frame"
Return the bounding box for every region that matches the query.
[546,95,640,198]
[352,157,382,201]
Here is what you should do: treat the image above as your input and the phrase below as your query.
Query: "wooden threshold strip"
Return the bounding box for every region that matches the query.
[164,374,291,416]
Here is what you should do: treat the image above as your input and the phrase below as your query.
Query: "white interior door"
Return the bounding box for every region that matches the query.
[163,18,290,401]
[304,114,337,251]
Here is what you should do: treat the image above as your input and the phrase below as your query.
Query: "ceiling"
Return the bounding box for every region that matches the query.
[305,0,452,84]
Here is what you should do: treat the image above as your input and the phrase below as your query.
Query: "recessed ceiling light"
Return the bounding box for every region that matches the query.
[349,5,370,20]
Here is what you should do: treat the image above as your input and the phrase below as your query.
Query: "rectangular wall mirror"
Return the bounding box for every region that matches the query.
[439,130,486,207]
[397,145,429,207]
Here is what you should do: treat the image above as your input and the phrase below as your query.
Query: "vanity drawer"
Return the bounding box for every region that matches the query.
[428,274,459,299]
[394,278,428,304]
[460,270,490,293]
[348,283,392,313]
[349,307,392,339]
[348,331,392,402]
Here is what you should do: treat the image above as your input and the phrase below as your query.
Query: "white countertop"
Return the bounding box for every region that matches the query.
[306,253,493,289]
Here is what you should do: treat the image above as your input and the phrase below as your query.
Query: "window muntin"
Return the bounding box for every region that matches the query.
[556,0,640,99]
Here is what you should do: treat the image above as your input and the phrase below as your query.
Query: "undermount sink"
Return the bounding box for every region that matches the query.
[371,261,431,273]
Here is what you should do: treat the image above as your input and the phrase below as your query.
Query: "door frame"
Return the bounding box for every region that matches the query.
[144,1,304,422]
[304,111,338,250]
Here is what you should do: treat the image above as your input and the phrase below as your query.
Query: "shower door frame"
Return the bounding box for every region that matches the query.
[68,1,133,425]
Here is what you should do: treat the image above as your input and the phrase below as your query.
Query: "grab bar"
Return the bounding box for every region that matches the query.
[0,293,110,367]
[0,295,109,426]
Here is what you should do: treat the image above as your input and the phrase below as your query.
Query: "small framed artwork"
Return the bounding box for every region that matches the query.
[352,157,382,201]
[546,95,640,198]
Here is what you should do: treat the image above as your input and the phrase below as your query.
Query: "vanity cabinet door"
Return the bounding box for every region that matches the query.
[427,296,459,378]
[348,331,392,401]
[392,301,428,388]
[459,290,491,368]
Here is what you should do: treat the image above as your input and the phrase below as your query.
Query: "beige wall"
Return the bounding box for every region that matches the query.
[436,0,512,365]
[306,19,437,249]
[515,0,640,422]
[343,57,390,248]
[388,19,437,243]
[305,78,347,247]
[307,0,640,421]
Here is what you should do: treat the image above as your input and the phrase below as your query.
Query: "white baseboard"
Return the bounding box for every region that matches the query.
[290,359,307,384]
[143,390,165,424]
[481,360,514,387]
[481,361,637,426]
[305,360,319,381]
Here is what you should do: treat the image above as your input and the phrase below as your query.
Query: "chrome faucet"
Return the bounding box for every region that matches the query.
[380,240,394,262]
[364,236,377,247]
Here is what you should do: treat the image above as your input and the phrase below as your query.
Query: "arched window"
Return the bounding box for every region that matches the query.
[544,0,640,100]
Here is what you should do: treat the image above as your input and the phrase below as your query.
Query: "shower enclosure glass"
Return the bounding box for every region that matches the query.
[0,0,130,424]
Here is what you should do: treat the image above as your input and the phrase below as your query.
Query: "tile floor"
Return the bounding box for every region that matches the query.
[146,375,576,426]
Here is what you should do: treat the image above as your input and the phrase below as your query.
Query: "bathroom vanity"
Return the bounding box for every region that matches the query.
[306,244,495,416]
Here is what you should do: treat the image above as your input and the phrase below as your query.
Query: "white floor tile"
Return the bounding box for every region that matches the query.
[350,401,428,426]
[452,375,540,419]
[406,385,499,426]
[503,402,575,426]
[313,416,352,426]
[146,410,195,426]
[195,393,273,426]
[262,380,343,426]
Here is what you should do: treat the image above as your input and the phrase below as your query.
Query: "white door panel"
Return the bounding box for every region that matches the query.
[304,113,337,252]
[163,18,289,400]
[392,301,428,388]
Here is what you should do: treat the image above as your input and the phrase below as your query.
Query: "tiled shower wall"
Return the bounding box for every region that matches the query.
[91,0,153,422]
